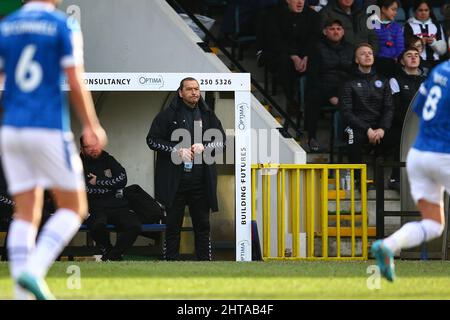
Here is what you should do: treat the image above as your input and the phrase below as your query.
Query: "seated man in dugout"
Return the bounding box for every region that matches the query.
[80,136,142,261]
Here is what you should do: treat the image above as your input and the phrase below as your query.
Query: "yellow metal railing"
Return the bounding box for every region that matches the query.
[251,164,368,260]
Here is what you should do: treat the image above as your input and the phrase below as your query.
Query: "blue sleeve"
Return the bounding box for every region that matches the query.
[0,30,4,72]
[59,17,83,68]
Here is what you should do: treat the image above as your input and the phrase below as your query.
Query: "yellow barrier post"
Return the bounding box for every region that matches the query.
[350,169,356,257]
[321,168,328,258]
[277,169,283,257]
[293,169,300,257]
[309,169,315,257]
[335,169,341,258]
[281,169,286,257]
[262,171,268,258]
[252,167,257,221]
[361,166,368,259]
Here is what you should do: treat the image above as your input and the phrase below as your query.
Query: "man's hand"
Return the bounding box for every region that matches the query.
[298,56,308,73]
[373,128,385,144]
[83,124,107,151]
[367,128,378,145]
[422,36,434,45]
[329,97,339,105]
[178,148,193,163]
[191,143,205,154]
[290,55,303,73]
[88,173,97,185]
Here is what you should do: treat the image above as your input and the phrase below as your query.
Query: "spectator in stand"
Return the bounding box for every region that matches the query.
[320,0,380,53]
[220,0,280,38]
[404,0,447,71]
[406,35,431,74]
[371,0,405,77]
[340,44,396,182]
[264,0,320,117]
[388,47,426,190]
[305,18,354,151]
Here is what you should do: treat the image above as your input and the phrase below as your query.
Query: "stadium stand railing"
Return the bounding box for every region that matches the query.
[252,164,369,261]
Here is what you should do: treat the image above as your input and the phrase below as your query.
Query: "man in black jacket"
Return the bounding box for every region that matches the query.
[341,43,395,171]
[147,77,226,261]
[80,138,141,261]
[320,0,379,53]
[263,0,320,116]
[388,47,426,189]
[305,18,354,151]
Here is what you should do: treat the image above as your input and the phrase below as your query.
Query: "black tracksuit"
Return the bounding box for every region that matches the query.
[340,67,395,166]
[388,67,426,180]
[147,96,226,261]
[263,5,320,105]
[80,151,141,260]
[305,37,354,138]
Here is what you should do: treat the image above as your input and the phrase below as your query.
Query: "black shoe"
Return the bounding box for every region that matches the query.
[101,249,124,261]
[388,178,400,191]
[101,254,123,262]
[308,138,321,152]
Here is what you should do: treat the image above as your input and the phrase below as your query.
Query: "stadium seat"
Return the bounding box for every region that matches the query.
[395,7,406,23]
[230,4,257,61]
[433,7,444,22]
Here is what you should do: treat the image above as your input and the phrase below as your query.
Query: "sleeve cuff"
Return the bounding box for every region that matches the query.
[61,55,78,68]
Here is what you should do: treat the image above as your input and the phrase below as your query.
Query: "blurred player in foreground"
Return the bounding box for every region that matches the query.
[371,52,450,282]
[0,0,106,299]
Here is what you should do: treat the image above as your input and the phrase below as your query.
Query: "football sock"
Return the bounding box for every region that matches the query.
[383,219,444,254]
[7,219,37,299]
[27,208,81,278]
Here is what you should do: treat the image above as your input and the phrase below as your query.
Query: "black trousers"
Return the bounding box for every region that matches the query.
[266,53,302,106]
[304,88,336,139]
[345,126,400,180]
[165,175,211,261]
[86,206,141,259]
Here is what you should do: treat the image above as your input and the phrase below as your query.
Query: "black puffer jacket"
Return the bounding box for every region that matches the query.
[320,2,379,53]
[389,68,426,127]
[264,5,320,59]
[146,95,226,212]
[80,151,128,210]
[308,36,354,95]
[340,67,394,132]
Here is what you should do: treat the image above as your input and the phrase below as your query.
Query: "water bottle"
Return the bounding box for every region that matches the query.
[116,189,124,198]
[184,161,193,173]
[345,170,351,191]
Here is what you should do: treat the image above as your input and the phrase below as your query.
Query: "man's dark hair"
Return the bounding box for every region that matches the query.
[179,77,199,91]
[399,47,420,60]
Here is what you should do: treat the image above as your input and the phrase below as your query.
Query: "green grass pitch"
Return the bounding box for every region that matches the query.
[1,260,450,299]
